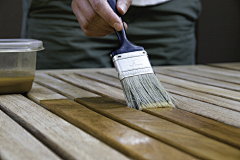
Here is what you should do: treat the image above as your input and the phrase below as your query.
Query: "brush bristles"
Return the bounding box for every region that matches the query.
[121,73,175,110]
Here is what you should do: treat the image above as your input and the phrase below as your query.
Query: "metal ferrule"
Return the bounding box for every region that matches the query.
[112,50,154,80]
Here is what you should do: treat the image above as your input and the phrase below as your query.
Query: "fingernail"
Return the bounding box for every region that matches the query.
[114,22,122,31]
[119,2,127,14]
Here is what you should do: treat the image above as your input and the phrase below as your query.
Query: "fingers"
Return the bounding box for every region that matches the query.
[72,0,130,37]
[72,0,114,37]
[88,0,123,31]
[117,0,132,15]
[123,22,128,30]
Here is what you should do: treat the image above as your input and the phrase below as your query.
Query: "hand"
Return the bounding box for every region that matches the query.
[72,0,132,37]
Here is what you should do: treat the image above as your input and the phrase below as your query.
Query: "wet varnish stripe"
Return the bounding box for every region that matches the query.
[76,97,240,160]
[34,73,240,149]
[77,71,240,112]
[27,85,195,160]
[143,107,240,149]
[33,77,240,159]
[0,94,128,160]
[47,72,240,128]
[40,99,196,160]
[99,68,240,102]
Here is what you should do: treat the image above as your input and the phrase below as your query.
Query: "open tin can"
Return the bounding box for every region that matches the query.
[0,39,44,94]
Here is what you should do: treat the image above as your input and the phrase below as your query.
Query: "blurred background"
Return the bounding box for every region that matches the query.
[0,0,239,64]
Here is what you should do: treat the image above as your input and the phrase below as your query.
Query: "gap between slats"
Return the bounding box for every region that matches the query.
[75,71,240,127]
[33,73,240,151]
[27,83,196,160]
[0,110,61,160]
[43,72,240,128]
[29,82,240,160]
[0,94,128,160]
[208,63,240,71]
[78,71,240,112]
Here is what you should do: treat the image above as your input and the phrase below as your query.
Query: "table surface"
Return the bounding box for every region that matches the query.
[1,62,240,160]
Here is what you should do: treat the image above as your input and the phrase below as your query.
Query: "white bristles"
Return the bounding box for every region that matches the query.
[121,73,175,110]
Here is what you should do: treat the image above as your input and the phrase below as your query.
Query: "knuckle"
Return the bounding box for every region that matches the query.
[81,20,90,30]
[104,13,113,24]
[92,0,102,12]
[86,10,97,22]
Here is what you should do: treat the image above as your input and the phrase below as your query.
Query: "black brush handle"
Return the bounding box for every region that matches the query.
[107,0,144,56]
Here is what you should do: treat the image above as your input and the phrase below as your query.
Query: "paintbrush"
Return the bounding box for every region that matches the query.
[108,0,175,110]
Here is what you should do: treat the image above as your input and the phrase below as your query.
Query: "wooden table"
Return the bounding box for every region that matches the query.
[1,62,240,160]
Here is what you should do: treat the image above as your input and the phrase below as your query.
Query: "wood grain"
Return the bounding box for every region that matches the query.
[157,67,240,85]
[154,69,240,91]
[27,83,67,102]
[48,71,240,128]
[0,94,128,160]
[156,74,240,102]
[185,65,240,78]
[34,73,100,100]
[172,94,240,128]
[142,107,240,149]
[99,69,118,78]
[77,97,240,160]
[77,71,240,112]
[48,73,126,103]
[41,99,197,160]
[162,82,240,112]
[76,72,122,89]
[28,84,197,159]
[209,62,240,71]
[32,73,240,156]
[0,110,60,160]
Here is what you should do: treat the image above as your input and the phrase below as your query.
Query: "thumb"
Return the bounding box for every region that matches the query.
[117,0,132,15]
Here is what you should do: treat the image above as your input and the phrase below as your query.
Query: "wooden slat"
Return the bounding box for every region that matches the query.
[48,72,240,128]
[77,72,240,117]
[209,62,240,71]
[34,72,240,152]
[76,72,122,89]
[34,73,100,100]
[36,68,101,74]
[76,72,240,125]
[99,69,118,78]
[41,100,196,160]
[0,110,60,160]
[47,73,126,103]
[77,71,240,112]
[154,69,240,91]
[77,97,240,159]
[27,83,67,102]
[156,74,240,102]
[172,94,240,128]
[27,84,195,160]
[142,107,240,148]
[157,67,240,85]
[0,94,129,160]
[185,65,240,78]
[162,83,240,112]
